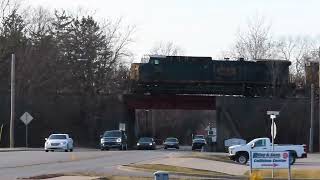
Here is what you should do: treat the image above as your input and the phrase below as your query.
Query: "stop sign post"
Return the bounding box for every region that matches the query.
[267,111,280,179]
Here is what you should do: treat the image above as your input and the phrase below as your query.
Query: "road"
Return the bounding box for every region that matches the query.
[0,148,319,180]
[0,149,171,180]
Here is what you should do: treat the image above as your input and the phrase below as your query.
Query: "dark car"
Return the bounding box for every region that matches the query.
[100,130,127,151]
[192,138,206,150]
[163,137,179,149]
[137,137,156,150]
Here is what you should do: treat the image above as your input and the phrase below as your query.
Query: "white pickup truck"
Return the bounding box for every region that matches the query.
[228,137,307,165]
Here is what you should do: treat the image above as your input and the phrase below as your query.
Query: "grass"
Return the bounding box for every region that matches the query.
[125,163,238,178]
[246,169,320,179]
[181,152,233,163]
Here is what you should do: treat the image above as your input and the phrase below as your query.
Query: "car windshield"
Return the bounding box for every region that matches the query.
[139,137,152,142]
[166,138,178,142]
[104,131,121,137]
[49,135,67,139]
[194,135,204,139]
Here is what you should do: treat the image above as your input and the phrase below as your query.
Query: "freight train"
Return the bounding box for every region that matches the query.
[130,56,291,96]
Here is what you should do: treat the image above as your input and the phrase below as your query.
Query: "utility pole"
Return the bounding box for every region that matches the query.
[318,46,320,152]
[310,84,314,153]
[10,54,15,148]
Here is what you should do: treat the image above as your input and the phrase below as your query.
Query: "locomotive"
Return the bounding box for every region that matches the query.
[130,56,291,97]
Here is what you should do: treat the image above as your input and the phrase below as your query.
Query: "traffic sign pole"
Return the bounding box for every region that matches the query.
[272,116,274,178]
[26,123,28,148]
[267,111,279,179]
[20,112,33,148]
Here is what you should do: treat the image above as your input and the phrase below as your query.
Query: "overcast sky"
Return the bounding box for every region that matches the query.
[27,0,320,62]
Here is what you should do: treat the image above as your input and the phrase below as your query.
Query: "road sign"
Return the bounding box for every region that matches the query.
[267,111,280,115]
[20,112,33,148]
[20,112,33,125]
[250,151,290,169]
[119,123,126,131]
[271,121,277,139]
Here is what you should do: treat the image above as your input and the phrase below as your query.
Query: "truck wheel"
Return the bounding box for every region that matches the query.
[236,153,248,165]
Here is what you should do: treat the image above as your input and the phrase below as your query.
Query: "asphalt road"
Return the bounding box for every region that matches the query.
[0,148,319,180]
[0,149,172,180]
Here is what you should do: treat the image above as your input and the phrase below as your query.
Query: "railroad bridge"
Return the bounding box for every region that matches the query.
[124,94,315,151]
[123,56,318,152]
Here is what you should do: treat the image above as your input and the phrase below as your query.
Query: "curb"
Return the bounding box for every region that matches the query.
[0,148,42,152]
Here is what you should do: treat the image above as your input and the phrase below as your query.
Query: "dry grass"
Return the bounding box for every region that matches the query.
[181,152,233,163]
[125,163,237,178]
[246,169,320,179]
[94,176,151,180]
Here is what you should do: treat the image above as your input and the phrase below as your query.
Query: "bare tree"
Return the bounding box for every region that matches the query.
[149,41,184,56]
[233,16,276,60]
[276,36,315,85]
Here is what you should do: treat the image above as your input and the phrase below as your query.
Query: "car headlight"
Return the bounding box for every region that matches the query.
[137,143,140,146]
[149,143,152,146]
[62,141,67,145]
[116,138,122,143]
[100,139,104,144]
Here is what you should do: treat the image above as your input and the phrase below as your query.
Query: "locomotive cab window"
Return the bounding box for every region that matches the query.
[154,59,160,65]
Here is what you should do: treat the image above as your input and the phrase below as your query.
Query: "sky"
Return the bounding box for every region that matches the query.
[26,0,320,62]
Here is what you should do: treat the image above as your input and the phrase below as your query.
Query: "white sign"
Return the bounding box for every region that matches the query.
[205,125,211,131]
[250,151,290,169]
[119,123,126,131]
[224,138,246,147]
[267,111,279,115]
[271,121,277,139]
[20,112,33,125]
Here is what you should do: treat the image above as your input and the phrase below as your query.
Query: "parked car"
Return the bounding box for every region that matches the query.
[44,134,73,152]
[163,137,179,149]
[193,135,205,139]
[192,138,207,150]
[137,137,156,150]
[100,130,127,151]
[228,137,307,165]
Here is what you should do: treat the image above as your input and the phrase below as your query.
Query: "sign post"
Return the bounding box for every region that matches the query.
[20,112,34,148]
[0,124,3,145]
[267,111,279,178]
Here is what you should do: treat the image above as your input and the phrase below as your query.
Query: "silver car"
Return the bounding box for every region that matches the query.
[44,134,73,152]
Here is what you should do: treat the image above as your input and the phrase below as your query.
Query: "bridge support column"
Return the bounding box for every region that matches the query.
[126,108,136,148]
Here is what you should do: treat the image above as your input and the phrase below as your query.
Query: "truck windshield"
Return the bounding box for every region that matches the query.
[104,131,121,137]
